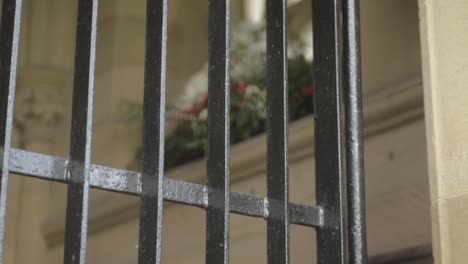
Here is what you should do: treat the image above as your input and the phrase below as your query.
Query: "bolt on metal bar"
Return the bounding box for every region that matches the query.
[62,0,98,263]
[137,0,168,263]
[343,0,367,263]
[0,0,23,261]
[206,0,230,262]
[312,0,347,263]
[8,149,324,228]
[266,0,289,263]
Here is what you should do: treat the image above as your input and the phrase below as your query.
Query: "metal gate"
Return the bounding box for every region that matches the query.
[0,0,367,263]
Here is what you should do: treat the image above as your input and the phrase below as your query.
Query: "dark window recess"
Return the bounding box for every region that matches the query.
[0,0,367,263]
[369,245,433,264]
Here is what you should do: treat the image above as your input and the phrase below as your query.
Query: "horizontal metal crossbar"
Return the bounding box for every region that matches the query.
[9,148,323,228]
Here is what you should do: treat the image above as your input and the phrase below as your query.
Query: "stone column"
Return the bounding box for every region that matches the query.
[12,67,66,264]
[419,1,468,263]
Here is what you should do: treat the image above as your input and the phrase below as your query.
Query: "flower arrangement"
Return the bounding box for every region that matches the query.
[120,22,314,170]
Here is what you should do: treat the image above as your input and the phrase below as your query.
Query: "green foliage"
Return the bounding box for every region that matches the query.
[288,55,314,120]
[122,55,314,171]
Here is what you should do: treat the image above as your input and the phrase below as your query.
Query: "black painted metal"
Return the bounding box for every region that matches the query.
[206,0,230,263]
[312,0,347,263]
[137,0,168,263]
[266,0,289,263]
[0,0,367,263]
[0,0,22,261]
[343,0,368,263]
[9,148,323,228]
[63,0,98,263]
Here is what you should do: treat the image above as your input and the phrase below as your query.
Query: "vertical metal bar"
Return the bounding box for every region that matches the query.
[137,0,167,263]
[266,0,289,263]
[206,0,230,263]
[63,0,98,263]
[312,0,347,263]
[0,0,22,261]
[343,0,367,263]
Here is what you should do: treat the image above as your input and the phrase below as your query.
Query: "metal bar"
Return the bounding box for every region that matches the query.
[312,0,347,263]
[0,0,23,261]
[137,0,168,263]
[266,0,289,263]
[288,203,322,228]
[62,0,98,263]
[343,0,367,263]
[8,149,324,228]
[206,0,230,262]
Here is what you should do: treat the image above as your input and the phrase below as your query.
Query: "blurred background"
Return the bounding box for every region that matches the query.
[3,0,430,263]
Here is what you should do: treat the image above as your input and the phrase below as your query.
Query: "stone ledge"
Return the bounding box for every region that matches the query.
[42,75,424,248]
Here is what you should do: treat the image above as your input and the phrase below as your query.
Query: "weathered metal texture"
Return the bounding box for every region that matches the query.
[266,0,289,263]
[343,0,368,263]
[63,0,98,263]
[0,0,23,261]
[312,0,347,263]
[137,0,168,263]
[206,0,231,263]
[9,149,324,228]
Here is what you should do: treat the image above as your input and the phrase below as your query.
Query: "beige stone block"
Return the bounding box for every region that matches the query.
[361,0,421,93]
[420,0,468,200]
[432,192,468,264]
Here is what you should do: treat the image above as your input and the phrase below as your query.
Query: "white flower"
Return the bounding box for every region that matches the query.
[199,108,208,120]
[175,64,208,110]
[245,84,261,96]
[245,84,267,118]
[173,21,310,114]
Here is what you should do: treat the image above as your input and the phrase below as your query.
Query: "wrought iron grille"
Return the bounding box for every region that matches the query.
[0,0,367,263]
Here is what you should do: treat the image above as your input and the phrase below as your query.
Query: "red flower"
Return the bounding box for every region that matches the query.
[183,106,200,117]
[302,85,314,96]
[201,93,208,107]
[235,82,248,94]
